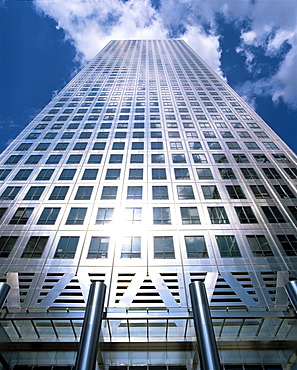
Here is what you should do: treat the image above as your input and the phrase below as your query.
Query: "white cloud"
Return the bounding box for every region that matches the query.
[33,0,297,108]
[183,26,223,77]
[34,0,167,64]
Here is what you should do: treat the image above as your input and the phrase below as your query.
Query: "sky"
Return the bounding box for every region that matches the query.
[0,0,296,153]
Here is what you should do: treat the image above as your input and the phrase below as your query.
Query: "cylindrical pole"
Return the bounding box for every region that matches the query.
[75,282,106,370]
[189,281,221,370]
[284,280,297,312]
[0,283,10,309]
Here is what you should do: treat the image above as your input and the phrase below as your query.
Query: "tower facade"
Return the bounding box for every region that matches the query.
[0,40,296,369]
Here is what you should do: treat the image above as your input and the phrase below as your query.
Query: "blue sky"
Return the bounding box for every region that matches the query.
[0,0,296,153]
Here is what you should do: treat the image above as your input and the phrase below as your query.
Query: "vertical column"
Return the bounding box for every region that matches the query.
[75,282,106,370]
[0,283,10,309]
[189,281,221,370]
[285,280,297,312]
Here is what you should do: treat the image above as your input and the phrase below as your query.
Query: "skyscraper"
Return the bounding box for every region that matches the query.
[0,39,296,369]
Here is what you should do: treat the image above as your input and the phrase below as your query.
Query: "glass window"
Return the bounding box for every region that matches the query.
[21,236,48,258]
[125,207,142,224]
[93,142,106,150]
[274,185,295,199]
[218,168,236,179]
[168,131,180,138]
[272,153,290,163]
[212,154,228,163]
[0,186,21,200]
[216,235,241,258]
[203,131,216,139]
[288,206,297,220]
[151,131,162,138]
[37,208,60,225]
[276,235,297,256]
[54,236,79,259]
[59,169,76,181]
[127,186,142,200]
[208,207,229,224]
[105,169,121,180]
[262,168,281,179]
[245,142,260,150]
[97,132,109,139]
[235,206,258,223]
[253,154,270,163]
[87,237,109,259]
[82,169,98,180]
[226,142,241,150]
[24,186,45,200]
[177,185,195,199]
[221,131,234,138]
[95,208,114,224]
[250,185,271,199]
[208,142,222,150]
[66,208,87,225]
[151,142,163,150]
[75,186,93,200]
[154,236,175,259]
[133,131,145,138]
[128,169,142,180]
[174,168,190,180]
[185,236,208,258]
[189,142,202,150]
[112,142,125,150]
[186,131,198,138]
[151,154,165,163]
[79,132,92,139]
[121,237,141,258]
[153,207,171,224]
[241,168,259,179]
[152,186,168,199]
[26,133,40,140]
[35,143,50,150]
[9,207,34,225]
[263,142,279,150]
[152,168,167,180]
[109,154,123,163]
[0,236,18,258]
[0,207,7,221]
[67,154,82,164]
[284,168,297,179]
[36,169,54,181]
[101,186,118,200]
[261,206,286,223]
[88,154,102,164]
[132,142,144,150]
[46,155,62,164]
[246,235,274,257]
[16,143,32,151]
[0,169,11,181]
[170,142,183,150]
[54,143,69,151]
[12,169,33,181]
[192,154,207,163]
[180,207,200,224]
[25,155,42,164]
[196,168,213,180]
[49,186,69,200]
[62,132,74,139]
[226,185,246,199]
[201,185,220,199]
[233,154,249,163]
[5,155,22,165]
[172,154,186,163]
[130,154,143,163]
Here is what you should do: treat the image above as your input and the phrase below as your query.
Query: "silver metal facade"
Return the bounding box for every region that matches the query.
[0,39,296,369]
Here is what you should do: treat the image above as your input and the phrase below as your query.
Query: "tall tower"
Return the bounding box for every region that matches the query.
[0,40,296,370]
